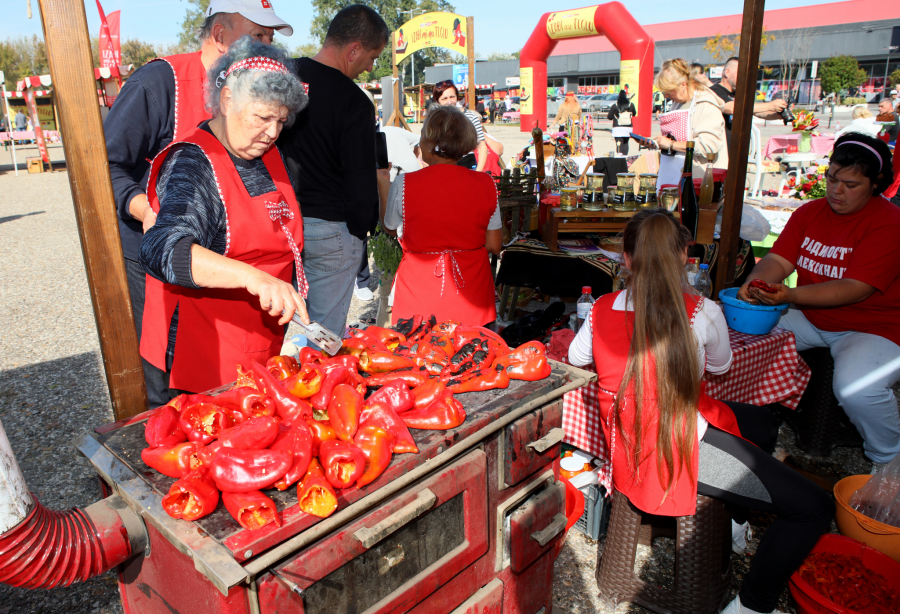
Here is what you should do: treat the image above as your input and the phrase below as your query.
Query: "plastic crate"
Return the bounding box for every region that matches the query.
[573,483,609,541]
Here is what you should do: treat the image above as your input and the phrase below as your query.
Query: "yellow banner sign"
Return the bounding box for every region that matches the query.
[619,59,640,119]
[546,6,598,40]
[394,12,467,65]
[519,67,533,115]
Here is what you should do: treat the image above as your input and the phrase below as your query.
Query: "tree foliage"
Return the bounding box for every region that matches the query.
[309,0,457,85]
[0,36,49,85]
[178,0,211,50]
[819,55,867,95]
[890,68,900,88]
[121,39,160,68]
[704,27,774,64]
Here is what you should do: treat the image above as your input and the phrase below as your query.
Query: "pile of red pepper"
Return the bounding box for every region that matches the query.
[140,316,553,532]
[797,552,899,613]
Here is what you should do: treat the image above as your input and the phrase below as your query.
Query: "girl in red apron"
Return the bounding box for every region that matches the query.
[383,105,502,325]
[567,210,833,614]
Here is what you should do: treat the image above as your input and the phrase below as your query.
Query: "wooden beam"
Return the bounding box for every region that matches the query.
[466,17,475,110]
[715,0,767,294]
[38,0,148,419]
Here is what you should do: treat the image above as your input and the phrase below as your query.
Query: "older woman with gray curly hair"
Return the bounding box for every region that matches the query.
[139,36,310,400]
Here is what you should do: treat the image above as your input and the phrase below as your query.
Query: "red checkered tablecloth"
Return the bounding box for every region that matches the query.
[562,327,811,460]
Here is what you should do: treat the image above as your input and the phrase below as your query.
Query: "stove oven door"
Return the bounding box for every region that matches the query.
[257,449,488,614]
[498,399,564,489]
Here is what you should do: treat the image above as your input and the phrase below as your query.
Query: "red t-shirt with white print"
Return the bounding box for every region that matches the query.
[769,195,900,347]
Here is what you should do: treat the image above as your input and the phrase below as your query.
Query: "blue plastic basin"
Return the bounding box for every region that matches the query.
[718,287,789,335]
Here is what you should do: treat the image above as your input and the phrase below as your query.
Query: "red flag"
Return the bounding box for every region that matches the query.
[96,1,120,69]
[107,11,122,67]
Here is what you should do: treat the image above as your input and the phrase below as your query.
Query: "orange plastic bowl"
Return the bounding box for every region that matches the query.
[789,534,900,614]
[834,474,900,563]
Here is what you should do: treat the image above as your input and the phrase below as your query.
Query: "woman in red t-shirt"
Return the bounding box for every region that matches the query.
[739,134,900,468]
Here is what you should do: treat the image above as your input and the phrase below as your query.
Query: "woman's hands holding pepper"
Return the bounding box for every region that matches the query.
[737,278,792,305]
[245,268,309,326]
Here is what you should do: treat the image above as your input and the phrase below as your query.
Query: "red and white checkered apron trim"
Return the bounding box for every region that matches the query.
[265,201,308,299]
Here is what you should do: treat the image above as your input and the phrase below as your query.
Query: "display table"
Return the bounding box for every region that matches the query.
[763,133,835,159]
[502,111,521,122]
[562,327,811,460]
[543,206,680,252]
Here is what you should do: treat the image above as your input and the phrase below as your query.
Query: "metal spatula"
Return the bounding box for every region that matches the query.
[290,315,343,356]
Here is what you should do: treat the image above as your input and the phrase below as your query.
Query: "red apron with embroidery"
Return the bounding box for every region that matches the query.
[590,291,742,516]
[393,164,497,325]
[149,52,211,141]
[141,126,305,393]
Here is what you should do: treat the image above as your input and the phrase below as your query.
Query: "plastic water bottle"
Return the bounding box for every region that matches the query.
[685,257,700,286]
[575,286,595,332]
[694,264,712,298]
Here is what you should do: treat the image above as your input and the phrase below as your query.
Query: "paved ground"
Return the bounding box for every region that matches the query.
[0,105,873,612]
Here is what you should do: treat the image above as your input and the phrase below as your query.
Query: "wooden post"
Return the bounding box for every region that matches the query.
[715,0,767,294]
[466,16,475,110]
[37,0,148,419]
[387,39,404,129]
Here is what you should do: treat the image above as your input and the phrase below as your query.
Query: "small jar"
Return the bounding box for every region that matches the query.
[560,187,579,211]
[583,189,604,211]
[660,186,680,212]
[559,456,587,480]
[585,172,604,193]
[636,174,659,208]
[613,173,636,211]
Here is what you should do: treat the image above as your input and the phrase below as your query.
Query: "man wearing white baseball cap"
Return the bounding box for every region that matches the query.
[104,0,293,407]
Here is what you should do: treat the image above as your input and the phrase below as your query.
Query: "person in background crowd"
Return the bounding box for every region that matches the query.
[710,56,787,146]
[504,96,512,113]
[104,0,290,407]
[432,80,488,171]
[877,97,899,145]
[277,5,389,343]
[380,105,501,325]
[0,115,8,132]
[653,58,728,188]
[569,209,833,614]
[475,96,486,122]
[14,110,27,131]
[690,62,713,88]
[488,96,498,124]
[607,89,636,155]
[140,38,309,400]
[835,106,880,139]
[552,91,582,129]
[740,134,900,469]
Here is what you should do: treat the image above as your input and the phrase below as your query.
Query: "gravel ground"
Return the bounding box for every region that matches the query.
[0,108,874,613]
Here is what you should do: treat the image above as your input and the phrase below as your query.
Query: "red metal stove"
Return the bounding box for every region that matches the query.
[74,362,594,614]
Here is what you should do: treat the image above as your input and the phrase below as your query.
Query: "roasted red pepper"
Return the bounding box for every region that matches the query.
[217,416,280,450]
[432,320,460,337]
[161,466,219,521]
[282,362,325,399]
[410,342,450,376]
[749,279,779,294]
[223,490,282,531]
[452,326,509,355]
[306,419,337,457]
[141,442,203,478]
[347,328,388,351]
[358,350,416,374]
[233,364,258,390]
[359,397,419,454]
[364,326,407,350]
[394,314,423,337]
[179,403,233,445]
[321,355,360,375]
[401,390,467,430]
[423,331,454,354]
[210,386,277,419]
[408,315,437,342]
[368,379,415,414]
[250,361,313,424]
[266,355,300,381]
[411,380,446,410]
[297,459,339,518]
[298,346,325,366]
[163,394,188,413]
[337,337,368,357]
[195,441,223,467]
[210,447,292,492]
[326,384,362,442]
[270,422,314,491]
[145,404,188,448]
[353,425,395,488]
[505,341,552,381]
[362,370,429,388]
[309,366,356,412]
[448,362,510,393]
[319,439,366,489]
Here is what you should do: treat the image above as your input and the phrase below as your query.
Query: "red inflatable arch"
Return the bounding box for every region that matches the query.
[519,2,654,137]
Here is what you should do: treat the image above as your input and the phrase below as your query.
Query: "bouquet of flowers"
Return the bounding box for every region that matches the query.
[789,165,828,200]
[791,110,819,133]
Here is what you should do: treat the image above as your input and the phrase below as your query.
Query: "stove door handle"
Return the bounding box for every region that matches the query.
[526,427,566,454]
[531,513,567,547]
[353,488,438,549]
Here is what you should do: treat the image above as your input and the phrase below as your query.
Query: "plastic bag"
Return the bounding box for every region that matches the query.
[715,202,771,242]
[849,455,900,528]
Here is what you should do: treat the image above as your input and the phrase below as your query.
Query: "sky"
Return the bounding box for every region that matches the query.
[0,0,849,55]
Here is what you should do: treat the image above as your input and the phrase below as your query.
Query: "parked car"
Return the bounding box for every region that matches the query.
[581,93,617,114]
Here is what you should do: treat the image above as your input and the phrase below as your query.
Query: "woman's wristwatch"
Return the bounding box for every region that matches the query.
[666,141,675,156]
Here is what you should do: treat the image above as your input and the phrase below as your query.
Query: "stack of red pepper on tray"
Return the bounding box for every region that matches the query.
[140,315,553,532]
[797,552,899,613]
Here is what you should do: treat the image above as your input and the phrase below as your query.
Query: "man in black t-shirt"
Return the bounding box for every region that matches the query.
[710,57,788,146]
[278,5,389,343]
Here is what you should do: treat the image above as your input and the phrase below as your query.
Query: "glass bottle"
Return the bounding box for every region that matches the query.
[699,160,714,207]
[560,187,579,211]
[679,141,698,240]
[637,173,659,209]
[685,257,700,286]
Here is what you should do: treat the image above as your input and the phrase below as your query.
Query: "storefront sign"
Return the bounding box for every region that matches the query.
[546,6,598,40]
[506,77,520,87]
[394,12,468,64]
[519,67,533,115]
[619,59,640,118]
[452,64,471,89]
